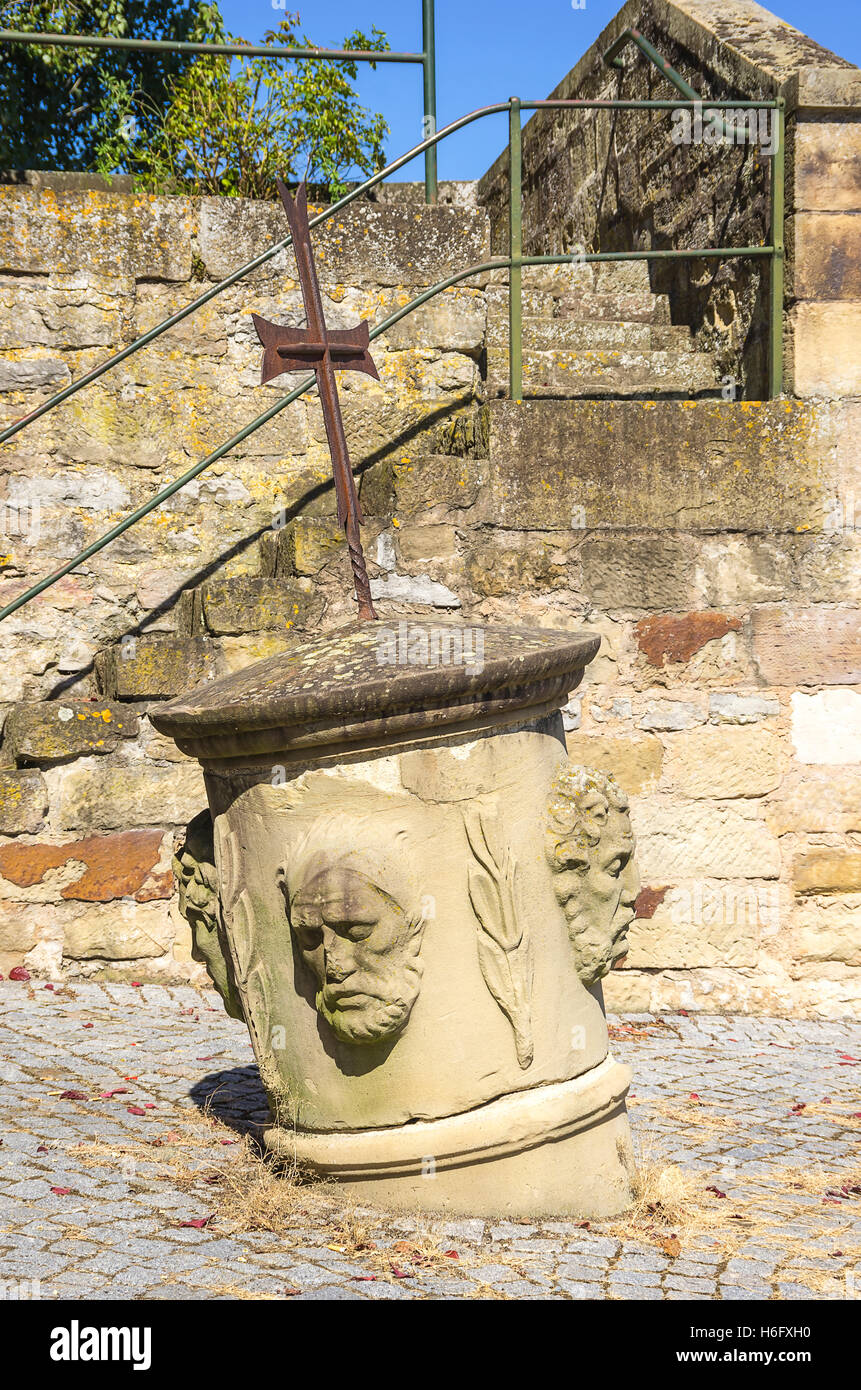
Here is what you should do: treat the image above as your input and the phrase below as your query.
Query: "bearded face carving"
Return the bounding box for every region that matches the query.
[278,824,426,1046]
[173,810,244,1021]
[545,764,640,987]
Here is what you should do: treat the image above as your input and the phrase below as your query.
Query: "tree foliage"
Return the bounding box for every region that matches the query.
[0,1,223,170]
[0,4,390,198]
[117,15,390,198]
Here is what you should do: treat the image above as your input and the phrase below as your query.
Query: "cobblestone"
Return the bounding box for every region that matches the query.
[0,981,859,1300]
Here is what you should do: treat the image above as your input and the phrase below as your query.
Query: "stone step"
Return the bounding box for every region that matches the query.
[485,262,594,294]
[556,290,672,324]
[2,700,140,765]
[486,346,719,398]
[487,258,658,303]
[196,577,324,636]
[592,260,654,295]
[486,315,694,353]
[390,452,488,519]
[485,285,559,318]
[96,636,218,701]
[260,518,346,579]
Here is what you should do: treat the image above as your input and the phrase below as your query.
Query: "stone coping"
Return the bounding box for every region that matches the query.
[151,619,599,765]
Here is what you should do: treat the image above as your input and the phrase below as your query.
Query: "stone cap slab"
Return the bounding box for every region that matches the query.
[151,619,599,767]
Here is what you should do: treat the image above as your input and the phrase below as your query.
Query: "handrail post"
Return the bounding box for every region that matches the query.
[509,97,523,402]
[422,0,438,203]
[768,98,785,399]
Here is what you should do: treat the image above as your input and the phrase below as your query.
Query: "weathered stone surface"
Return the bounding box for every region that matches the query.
[663,727,784,798]
[370,571,461,607]
[464,533,572,598]
[50,760,205,833]
[397,524,459,567]
[786,214,861,300]
[0,830,169,902]
[196,197,489,285]
[214,633,297,676]
[790,689,861,763]
[793,851,861,896]
[0,901,38,952]
[4,701,139,764]
[485,401,834,533]
[625,881,765,968]
[751,607,861,685]
[392,454,486,518]
[793,900,861,966]
[638,700,706,732]
[709,692,781,724]
[562,734,662,795]
[580,534,699,610]
[0,188,192,279]
[787,303,861,396]
[280,517,345,576]
[0,770,47,835]
[793,533,861,605]
[635,612,742,667]
[63,901,175,960]
[96,637,217,701]
[485,345,717,399]
[382,290,485,353]
[788,121,861,212]
[632,800,780,880]
[766,766,861,833]
[0,357,70,392]
[699,535,796,606]
[200,578,323,635]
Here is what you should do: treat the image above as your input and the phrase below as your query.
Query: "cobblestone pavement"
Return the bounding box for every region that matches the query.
[1,980,859,1301]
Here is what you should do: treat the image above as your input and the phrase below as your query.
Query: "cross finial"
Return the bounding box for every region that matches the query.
[252,179,379,621]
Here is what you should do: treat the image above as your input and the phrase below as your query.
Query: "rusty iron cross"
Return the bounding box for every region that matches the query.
[252,178,378,621]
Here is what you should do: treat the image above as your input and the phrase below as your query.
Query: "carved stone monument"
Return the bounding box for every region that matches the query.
[154,619,641,1217]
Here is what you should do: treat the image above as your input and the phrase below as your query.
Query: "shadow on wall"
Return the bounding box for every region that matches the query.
[45,395,472,701]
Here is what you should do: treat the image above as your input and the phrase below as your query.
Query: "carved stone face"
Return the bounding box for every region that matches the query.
[282,849,425,1045]
[546,766,640,987]
[174,810,243,1021]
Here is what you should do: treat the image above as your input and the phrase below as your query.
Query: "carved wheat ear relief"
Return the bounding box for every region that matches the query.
[463,807,534,1069]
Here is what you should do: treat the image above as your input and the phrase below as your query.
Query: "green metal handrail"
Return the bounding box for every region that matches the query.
[0,95,781,451]
[0,242,776,625]
[0,30,785,624]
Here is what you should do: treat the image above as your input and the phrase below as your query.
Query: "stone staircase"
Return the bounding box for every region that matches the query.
[84,259,725,704]
[484,261,720,400]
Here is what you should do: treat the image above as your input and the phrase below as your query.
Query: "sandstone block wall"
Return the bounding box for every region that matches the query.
[436,397,860,1020]
[0,0,858,1020]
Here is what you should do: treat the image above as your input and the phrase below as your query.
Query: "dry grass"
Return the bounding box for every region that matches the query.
[45,1080,861,1290]
[598,1142,861,1265]
[602,1152,731,1254]
[628,1095,740,1133]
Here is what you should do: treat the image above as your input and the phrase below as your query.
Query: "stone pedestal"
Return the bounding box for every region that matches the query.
[153,620,641,1218]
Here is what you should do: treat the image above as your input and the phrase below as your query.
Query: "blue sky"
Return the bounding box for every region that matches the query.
[217,0,860,181]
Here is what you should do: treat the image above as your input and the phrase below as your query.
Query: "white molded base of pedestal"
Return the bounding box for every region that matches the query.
[264,1056,637,1219]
